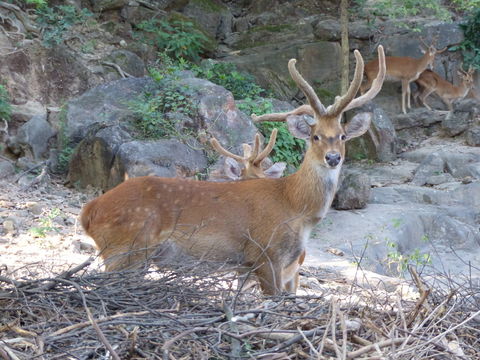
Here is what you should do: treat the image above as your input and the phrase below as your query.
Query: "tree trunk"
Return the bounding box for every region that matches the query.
[340,0,349,94]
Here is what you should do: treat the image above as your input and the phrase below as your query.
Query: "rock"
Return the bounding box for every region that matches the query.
[108,139,208,189]
[333,169,371,210]
[65,77,155,142]
[10,101,46,123]
[466,126,480,147]
[8,114,57,159]
[313,19,340,41]
[346,103,396,162]
[26,202,44,215]
[0,161,15,179]
[411,152,445,186]
[182,0,232,40]
[3,218,19,234]
[103,50,146,79]
[91,0,128,12]
[68,125,132,190]
[442,112,470,137]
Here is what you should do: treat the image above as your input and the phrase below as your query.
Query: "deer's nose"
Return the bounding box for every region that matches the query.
[325,152,341,167]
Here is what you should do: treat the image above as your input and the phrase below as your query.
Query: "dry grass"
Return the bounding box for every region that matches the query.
[1,259,479,360]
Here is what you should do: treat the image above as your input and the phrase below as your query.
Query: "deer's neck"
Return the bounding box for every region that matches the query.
[285,151,341,223]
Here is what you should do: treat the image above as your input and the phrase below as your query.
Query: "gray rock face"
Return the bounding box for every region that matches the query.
[68,125,132,189]
[346,104,396,162]
[466,126,480,147]
[104,50,146,79]
[108,139,208,188]
[8,114,57,159]
[0,160,15,179]
[333,169,371,210]
[65,74,259,190]
[65,77,155,142]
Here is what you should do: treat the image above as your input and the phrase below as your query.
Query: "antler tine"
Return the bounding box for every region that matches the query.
[254,128,278,166]
[252,105,314,122]
[210,138,245,162]
[249,133,261,160]
[288,59,327,116]
[419,37,429,49]
[343,45,386,112]
[327,49,365,116]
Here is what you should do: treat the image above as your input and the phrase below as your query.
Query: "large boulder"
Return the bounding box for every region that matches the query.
[7,114,57,159]
[346,103,397,162]
[65,74,260,189]
[108,139,208,188]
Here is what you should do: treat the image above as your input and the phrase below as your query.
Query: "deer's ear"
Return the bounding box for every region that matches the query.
[224,157,242,180]
[263,162,287,178]
[287,115,311,140]
[344,112,372,140]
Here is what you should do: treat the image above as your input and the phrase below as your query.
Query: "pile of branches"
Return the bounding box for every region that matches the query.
[1,259,479,359]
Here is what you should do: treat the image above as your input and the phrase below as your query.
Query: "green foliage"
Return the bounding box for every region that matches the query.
[35,5,93,47]
[453,8,480,70]
[128,84,196,140]
[55,107,75,173]
[0,85,11,122]
[194,62,267,99]
[25,0,47,7]
[29,208,61,238]
[385,240,432,275]
[136,18,208,61]
[256,121,306,169]
[351,0,451,30]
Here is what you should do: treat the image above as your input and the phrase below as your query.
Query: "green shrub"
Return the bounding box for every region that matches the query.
[35,5,93,47]
[128,83,196,140]
[194,62,267,99]
[456,8,480,70]
[0,85,11,122]
[136,19,209,61]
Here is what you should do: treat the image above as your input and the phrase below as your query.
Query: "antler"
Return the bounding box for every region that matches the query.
[288,60,327,116]
[326,49,365,116]
[253,128,278,166]
[210,129,279,168]
[210,138,245,162]
[252,105,314,123]
[343,45,386,112]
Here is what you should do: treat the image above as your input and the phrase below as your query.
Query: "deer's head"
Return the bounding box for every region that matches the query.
[420,38,447,70]
[282,46,386,169]
[210,129,286,180]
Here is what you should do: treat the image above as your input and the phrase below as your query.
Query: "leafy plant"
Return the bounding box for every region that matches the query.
[35,5,93,47]
[454,8,480,70]
[194,62,267,99]
[128,83,196,140]
[0,85,11,122]
[385,240,432,275]
[25,0,47,7]
[136,18,208,61]
[30,208,62,238]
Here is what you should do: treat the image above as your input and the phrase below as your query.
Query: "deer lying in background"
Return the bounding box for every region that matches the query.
[413,67,475,111]
[80,45,386,295]
[209,129,286,180]
[361,39,446,114]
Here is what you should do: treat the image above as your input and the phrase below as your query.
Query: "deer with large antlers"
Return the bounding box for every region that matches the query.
[80,46,386,295]
[413,67,475,111]
[360,40,446,114]
[209,129,286,180]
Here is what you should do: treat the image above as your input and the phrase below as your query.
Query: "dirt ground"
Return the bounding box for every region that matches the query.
[0,175,98,279]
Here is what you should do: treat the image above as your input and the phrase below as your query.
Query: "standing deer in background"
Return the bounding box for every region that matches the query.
[80,46,386,295]
[209,129,286,180]
[413,67,475,111]
[361,40,446,114]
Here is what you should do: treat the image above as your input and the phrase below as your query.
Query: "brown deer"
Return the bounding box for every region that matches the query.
[413,67,475,111]
[360,40,446,114]
[80,45,386,295]
[209,129,286,180]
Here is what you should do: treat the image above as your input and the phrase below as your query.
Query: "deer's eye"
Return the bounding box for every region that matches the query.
[340,134,347,141]
[313,135,320,141]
